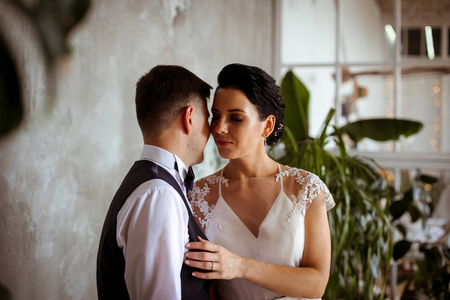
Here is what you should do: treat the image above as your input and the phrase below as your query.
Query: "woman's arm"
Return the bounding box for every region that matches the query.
[184,193,331,299]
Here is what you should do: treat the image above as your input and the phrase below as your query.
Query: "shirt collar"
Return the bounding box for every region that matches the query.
[140,145,188,179]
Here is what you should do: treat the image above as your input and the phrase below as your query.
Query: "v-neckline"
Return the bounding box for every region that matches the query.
[217,189,286,239]
[216,164,286,239]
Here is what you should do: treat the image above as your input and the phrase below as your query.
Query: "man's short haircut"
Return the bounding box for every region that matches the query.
[135,65,212,135]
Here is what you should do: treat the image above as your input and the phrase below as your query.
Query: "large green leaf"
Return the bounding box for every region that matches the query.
[421,244,446,269]
[418,174,438,184]
[0,32,23,136]
[0,278,12,300]
[280,70,310,142]
[31,0,91,64]
[0,0,90,138]
[274,70,393,299]
[337,118,423,145]
[407,203,422,222]
[390,190,413,220]
[393,240,412,260]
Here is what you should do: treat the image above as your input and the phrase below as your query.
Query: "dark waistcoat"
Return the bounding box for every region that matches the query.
[96,160,210,300]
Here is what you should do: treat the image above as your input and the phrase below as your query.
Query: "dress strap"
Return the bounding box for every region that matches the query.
[219,168,224,197]
[277,163,284,192]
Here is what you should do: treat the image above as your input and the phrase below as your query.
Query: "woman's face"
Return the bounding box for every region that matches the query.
[210,88,268,160]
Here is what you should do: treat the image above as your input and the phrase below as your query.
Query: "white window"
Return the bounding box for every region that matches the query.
[276,0,450,169]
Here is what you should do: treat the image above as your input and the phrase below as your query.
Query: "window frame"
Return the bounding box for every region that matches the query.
[273,0,450,173]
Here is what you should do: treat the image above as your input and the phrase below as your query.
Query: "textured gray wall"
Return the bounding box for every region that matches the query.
[0,0,273,299]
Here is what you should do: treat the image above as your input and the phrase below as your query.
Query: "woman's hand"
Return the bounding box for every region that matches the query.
[185,236,245,280]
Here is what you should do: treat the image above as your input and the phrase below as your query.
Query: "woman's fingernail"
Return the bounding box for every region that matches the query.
[186,243,191,248]
[185,252,189,257]
[192,272,197,276]
[185,260,190,265]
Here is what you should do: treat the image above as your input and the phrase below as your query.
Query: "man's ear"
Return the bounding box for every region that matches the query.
[182,105,194,134]
[262,115,276,137]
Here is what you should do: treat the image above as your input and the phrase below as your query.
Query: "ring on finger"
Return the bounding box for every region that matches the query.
[210,261,214,271]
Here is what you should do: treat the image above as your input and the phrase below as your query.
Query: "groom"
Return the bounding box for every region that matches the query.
[96,65,212,299]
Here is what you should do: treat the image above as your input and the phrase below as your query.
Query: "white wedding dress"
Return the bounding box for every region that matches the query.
[189,164,335,300]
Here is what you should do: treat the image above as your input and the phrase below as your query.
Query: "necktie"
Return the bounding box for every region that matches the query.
[184,166,195,191]
[174,161,195,191]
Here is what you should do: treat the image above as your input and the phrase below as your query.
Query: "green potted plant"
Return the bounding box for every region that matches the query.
[390,173,450,300]
[271,70,423,299]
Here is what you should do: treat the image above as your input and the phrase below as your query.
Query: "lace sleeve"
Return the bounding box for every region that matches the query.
[282,169,335,221]
[188,175,224,229]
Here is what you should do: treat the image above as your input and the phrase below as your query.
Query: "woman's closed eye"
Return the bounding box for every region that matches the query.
[210,115,243,123]
[229,112,245,122]
[210,115,220,121]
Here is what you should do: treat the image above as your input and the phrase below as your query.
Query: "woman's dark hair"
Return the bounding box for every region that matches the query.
[217,63,285,146]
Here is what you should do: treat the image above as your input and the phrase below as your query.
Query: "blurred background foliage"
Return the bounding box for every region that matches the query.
[271,70,425,299]
[0,0,90,137]
[390,172,450,300]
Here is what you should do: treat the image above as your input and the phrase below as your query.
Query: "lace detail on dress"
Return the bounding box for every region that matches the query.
[275,168,297,182]
[188,181,222,229]
[205,174,229,187]
[278,167,335,221]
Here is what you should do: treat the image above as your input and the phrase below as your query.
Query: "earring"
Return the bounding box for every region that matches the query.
[264,137,267,146]
[274,123,284,137]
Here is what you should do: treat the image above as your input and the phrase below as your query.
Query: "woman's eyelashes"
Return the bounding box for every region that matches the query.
[210,114,244,123]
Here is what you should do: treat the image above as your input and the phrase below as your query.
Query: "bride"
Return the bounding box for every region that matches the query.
[186,63,335,300]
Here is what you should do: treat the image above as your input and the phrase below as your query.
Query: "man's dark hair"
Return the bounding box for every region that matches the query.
[136,65,212,135]
[217,63,285,146]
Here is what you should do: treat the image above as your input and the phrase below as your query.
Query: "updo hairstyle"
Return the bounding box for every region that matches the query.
[216,63,285,146]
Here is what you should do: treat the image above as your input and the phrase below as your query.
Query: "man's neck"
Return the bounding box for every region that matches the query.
[144,135,189,167]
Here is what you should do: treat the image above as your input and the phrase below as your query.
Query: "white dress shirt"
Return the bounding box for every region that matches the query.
[116,145,191,300]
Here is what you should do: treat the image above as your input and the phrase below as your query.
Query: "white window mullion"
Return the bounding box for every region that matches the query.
[334,0,342,128]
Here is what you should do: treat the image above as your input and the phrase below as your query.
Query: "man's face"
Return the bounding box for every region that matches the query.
[190,98,210,165]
